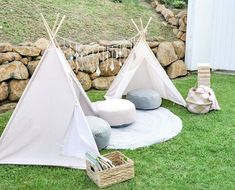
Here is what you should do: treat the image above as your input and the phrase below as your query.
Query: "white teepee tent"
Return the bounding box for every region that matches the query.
[0,15,99,169]
[105,18,186,107]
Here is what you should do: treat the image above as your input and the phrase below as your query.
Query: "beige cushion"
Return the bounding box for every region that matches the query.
[94,99,136,128]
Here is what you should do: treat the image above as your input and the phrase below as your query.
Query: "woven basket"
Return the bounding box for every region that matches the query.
[186,87,212,114]
[86,151,134,188]
[186,98,212,114]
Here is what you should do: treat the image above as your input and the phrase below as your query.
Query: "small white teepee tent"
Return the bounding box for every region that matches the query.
[0,14,99,169]
[105,18,186,107]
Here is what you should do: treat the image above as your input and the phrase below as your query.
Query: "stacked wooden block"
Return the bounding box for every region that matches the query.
[197,63,211,87]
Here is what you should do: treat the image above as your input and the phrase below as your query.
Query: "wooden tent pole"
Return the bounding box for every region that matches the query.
[140,18,144,31]
[52,13,60,34]
[40,13,56,46]
[40,13,65,47]
[144,17,152,32]
[52,15,66,47]
[53,15,66,38]
[131,19,141,34]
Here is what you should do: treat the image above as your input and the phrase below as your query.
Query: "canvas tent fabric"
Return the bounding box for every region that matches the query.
[105,36,186,107]
[0,16,99,169]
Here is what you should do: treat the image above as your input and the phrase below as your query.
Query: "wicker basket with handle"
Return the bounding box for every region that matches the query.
[186,87,212,114]
[86,151,134,188]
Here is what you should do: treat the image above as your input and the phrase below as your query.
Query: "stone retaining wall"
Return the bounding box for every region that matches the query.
[150,0,187,41]
[0,37,187,112]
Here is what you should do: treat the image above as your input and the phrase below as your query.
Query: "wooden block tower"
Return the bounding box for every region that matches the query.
[197,63,211,87]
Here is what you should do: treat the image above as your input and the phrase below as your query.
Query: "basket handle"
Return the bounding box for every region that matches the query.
[196,86,206,94]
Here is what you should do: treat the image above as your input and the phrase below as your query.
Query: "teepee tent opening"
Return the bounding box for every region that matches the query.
[105,18,186,107]
[0,14,99,169]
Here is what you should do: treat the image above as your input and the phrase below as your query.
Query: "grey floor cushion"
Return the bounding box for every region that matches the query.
[127,88,162,110]
[86,116,111,150]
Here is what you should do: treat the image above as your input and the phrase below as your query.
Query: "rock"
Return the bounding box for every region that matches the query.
[20,58,29,65]
[34,38,50,50]
[63,48,75,59]
[76,71,92,91]
[176,10,187,18]
[14,46,41,56]
[98,51,111,61]
[40,49,46,56]
[0,61,29,82]
[68,60,77,72]
[13,53,22,61]
[147,41,160,48]
[77,54,99,73]
[27,60,39,76]
[27,56,33,62]
[173,28,179,35]
[35,56,42,60]
[99,59,120,77]
[180,33,186,42]
[180,33,186,41]
[162,21,168,26]
[9,79,29,101]
[168,17,178,26]
[157,42,178,66]
[98,40,132,48]
[179,23,187,32]
[118,58,126,66]
[162,9,174,21]
[151,1,159,8]
[90,72,99,80]
[166,60,187,79]
[156,4,165,13]
[19,41,35,46]
[156,36,165,42]
[176,31,184,39]
[0,82,9,102]
[0,52,21,64]
[109,48,130,59]
[173,41,185,59]
[152,47,158,56]
[74,44,106,56]
[0,102,17,113]
[0,43,13,52]
[182,15,187,25]
[92,76,115,90]
[178,18,183,26]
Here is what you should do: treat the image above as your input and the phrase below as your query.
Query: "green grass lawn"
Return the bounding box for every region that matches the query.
[0,73,234,190]
[0,0,176,44]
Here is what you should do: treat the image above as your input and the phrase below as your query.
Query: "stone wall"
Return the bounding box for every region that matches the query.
[150,0,187,41]
[0,37,187,112]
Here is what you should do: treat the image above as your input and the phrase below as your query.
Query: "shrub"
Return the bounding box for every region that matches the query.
[109,0,122,3]
[159,0,187,8]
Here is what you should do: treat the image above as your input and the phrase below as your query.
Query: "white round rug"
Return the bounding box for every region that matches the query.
[107,107,182,149]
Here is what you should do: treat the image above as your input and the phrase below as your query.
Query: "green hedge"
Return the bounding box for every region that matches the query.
[159,0,187,8]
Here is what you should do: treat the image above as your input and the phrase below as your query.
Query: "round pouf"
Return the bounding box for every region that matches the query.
[95,99,136,128]
[127,89,162,110]
[86,116,111,150]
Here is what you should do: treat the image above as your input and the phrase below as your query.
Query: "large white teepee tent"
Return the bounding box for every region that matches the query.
[0,15,99,169]
[105,18,186,107]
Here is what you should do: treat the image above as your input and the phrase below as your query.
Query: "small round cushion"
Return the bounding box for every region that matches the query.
[95,99,136,128]
[86,116,111,150]
[127,89,162,110]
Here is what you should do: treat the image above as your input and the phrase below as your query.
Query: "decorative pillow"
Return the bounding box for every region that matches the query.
[127,89,162,110]
[86,116,111,150]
